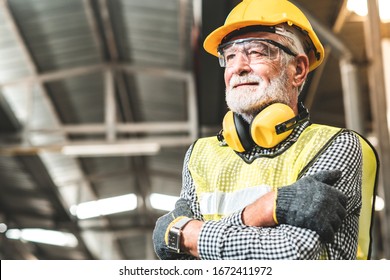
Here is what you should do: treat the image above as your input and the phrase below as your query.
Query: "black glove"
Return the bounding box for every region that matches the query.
[152,198,194,259]
[275,170,347,243]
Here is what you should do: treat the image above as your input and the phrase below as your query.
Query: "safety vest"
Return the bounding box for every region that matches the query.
[188,124,378,259]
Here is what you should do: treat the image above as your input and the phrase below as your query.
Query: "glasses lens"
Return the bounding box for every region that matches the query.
[246,41,279,59]
[218,38,294,68]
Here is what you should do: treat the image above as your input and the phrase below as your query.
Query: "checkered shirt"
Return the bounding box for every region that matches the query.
[179,121,362,259]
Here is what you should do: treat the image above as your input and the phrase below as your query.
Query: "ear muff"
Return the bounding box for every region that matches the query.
[220,103,309,152]
[250,103,295,148]
[222,111,253,153]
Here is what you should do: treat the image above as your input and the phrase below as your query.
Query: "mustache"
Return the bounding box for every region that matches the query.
[228,74,263,89]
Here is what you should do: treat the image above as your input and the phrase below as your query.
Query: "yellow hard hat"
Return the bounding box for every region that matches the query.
[203,0,324,71]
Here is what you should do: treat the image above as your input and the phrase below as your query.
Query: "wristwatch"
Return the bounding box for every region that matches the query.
[167,217,193,253]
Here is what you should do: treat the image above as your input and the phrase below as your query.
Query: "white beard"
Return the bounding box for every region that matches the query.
[225,71,291,123]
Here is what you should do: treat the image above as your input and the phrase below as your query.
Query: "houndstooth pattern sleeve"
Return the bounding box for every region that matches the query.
[180,130,362,260]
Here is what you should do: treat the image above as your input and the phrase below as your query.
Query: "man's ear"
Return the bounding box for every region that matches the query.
[293,55,310,87]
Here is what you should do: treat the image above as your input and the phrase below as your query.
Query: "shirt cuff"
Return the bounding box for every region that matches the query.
[198,220,227,260]
[220,209,246,226]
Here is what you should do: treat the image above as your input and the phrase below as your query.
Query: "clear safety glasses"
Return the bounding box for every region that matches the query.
[217,38,297,68]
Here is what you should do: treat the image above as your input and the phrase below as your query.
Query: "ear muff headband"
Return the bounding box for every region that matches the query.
[233,113,254,151]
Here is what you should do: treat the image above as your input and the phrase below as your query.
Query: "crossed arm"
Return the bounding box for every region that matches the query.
[180,191,276,258]
[153,131,362,259]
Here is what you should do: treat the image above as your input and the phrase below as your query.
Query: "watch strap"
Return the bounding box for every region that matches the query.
[172,216,193,229]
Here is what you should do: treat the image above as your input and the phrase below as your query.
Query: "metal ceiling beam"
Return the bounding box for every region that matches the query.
[93,0,137,124]
[82,0,106,61]
[27,122,192,134]
[99,0,119,60]
[0,63,195,87]
[0,64,106,88]
[0,136,193,156]
[104,69,116,141]
[332,0,350,34]
[0,0,59,129]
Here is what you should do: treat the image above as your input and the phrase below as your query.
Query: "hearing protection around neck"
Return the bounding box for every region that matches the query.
[220,103,309,152]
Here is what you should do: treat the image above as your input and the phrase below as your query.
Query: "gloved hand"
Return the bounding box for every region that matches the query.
[152,198,194,259]
[275,170,347,243]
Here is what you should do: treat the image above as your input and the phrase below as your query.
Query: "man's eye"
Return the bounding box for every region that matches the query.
[247,48,267,57]
[225,53,236,61]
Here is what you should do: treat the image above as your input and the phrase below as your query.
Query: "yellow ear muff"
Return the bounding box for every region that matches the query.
[221,103,307,151]
[250,103,295,148]
[222,111,246,152]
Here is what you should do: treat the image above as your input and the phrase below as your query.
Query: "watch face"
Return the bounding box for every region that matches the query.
[168,228,181,252]
[167,217,192,253]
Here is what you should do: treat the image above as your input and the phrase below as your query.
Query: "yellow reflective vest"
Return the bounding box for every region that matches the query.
[188,124,378,259]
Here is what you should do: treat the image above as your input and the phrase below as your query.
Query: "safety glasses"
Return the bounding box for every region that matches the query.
[217,38,297,68]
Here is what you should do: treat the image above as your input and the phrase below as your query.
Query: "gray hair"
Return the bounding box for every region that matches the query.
[275,24,309,93]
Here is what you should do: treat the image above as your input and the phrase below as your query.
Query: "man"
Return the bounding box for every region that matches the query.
[153,0,378,260]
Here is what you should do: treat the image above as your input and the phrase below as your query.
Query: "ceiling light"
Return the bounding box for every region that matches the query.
[71,194,138,219]
[61,142,160,157]
[150,193,179,211]
[0,223,8,233]
[375,195,385,211]
[347,0,390,22]
[347,0,367,17]
[5,228,78,247]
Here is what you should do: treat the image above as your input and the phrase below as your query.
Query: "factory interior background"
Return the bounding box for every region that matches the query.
[0,0,390,260]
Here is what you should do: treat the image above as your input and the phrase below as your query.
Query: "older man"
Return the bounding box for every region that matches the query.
[153,0,378,260]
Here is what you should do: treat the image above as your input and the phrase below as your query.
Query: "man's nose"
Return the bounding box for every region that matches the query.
[231,53,252,75]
